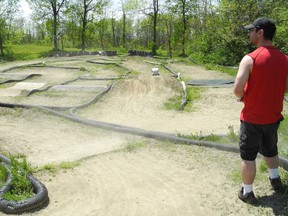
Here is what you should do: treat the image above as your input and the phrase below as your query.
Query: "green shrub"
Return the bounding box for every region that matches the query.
[0,164,7,187]
[2,156,34,201]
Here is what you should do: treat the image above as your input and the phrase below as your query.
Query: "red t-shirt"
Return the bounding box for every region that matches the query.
[240,46,288,124]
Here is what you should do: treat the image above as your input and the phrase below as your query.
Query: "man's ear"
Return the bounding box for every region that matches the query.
[257,29,264,37]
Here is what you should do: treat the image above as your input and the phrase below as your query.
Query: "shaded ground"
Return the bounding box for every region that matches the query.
[0,56,287,216]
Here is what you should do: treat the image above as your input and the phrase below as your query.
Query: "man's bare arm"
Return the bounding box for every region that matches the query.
[234,55,253,99]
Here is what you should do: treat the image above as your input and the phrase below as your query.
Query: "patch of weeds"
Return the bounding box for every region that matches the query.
[229,170,242,185]
[2,155,34,201]
[184,86,204,112]
[227,125,239,142]
[203,133,221,142]
[163,82,204,112]
[163,81,183,110]
[213,126,239,146]
[40,163,57,174]
[258,160,268,173]
[203,63,237,76]
[178,131,221,142]
[155,142,178,153]
[0,107,23,117]
[0,164,7,187]
[281,170,288,192]
[278,115,288,158]
[163,94,183,110]
[124,140,147,152]
[79,67,87,71]
[60,161,80,169]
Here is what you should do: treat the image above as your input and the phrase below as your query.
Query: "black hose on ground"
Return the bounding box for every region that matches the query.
[33,105,288,172]
[0,155,49,214]
[0,74,42,85]
[0,62,43,73]
[27,77,80,96]
[0,77,288,172]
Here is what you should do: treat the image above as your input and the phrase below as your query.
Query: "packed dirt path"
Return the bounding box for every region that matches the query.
[0,56,286,216]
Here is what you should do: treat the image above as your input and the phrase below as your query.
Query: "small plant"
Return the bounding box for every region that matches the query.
[60,161,80,169]
[163,94,183,110]
[229,170,242,185]
[2,155,34,201]
[258,160,268,173]
[227,125,239,142]
[204,133,221,142]
[189,131,203,140]
[0,164,7,187]
[180,131,221,142]
[163,82,203,112]
[42,163,57,173]
[124,141,147,152]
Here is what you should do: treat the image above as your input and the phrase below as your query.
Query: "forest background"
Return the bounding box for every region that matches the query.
[0,0,287,66]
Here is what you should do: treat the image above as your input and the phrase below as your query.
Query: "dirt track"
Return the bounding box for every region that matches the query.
[0,56,287,216]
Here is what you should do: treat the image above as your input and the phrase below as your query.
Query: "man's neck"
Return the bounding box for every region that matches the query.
[257,39,273,47]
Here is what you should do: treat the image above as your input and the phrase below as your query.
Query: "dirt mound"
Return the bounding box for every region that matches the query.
[77,72,242,135]
[111,74,178,105]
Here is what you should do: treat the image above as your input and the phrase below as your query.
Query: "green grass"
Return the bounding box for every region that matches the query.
[1,44,83,61]
[124,140,147,152]
[1,155,34,201]
[2,44,52,61]
[178,131,222,142]
[0,164,7,188]
[204,63,238,76]
[60,161,80,169]
[163,85,204,111]
[36,160,81,174]
[277,115,288,158]
[40,163,58,173]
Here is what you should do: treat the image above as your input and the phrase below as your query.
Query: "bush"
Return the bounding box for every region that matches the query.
[2,156,34,201]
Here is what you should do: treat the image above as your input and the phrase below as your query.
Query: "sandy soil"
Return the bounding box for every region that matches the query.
[0,56,286,216]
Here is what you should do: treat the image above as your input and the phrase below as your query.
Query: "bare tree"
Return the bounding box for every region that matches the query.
[27,0,66,51]
[119,0,141,48]
[152,0,159,55]
[142,0,159,55]
[69,0,107,51]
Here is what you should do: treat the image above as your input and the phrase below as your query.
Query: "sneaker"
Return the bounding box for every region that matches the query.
[269,176,283,191]
[238,187,257,204]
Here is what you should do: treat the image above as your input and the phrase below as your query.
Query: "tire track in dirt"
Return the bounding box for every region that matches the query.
[35,145,233,216]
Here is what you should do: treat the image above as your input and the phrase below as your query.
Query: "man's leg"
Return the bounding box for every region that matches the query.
[264,155,279,170]
[241,160,256,194]
[264,155,283,190]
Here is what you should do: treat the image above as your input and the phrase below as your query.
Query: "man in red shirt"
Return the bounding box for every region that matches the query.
[234,17,288,204]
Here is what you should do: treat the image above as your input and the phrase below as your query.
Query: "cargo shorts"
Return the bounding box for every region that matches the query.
[239,119,282,161]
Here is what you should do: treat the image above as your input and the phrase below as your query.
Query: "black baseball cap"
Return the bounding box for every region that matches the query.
[244,17,276,33]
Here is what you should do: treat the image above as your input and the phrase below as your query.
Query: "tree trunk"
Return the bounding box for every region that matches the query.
[181,0,187,56]
[81,19,87,51]
[152,0,159,56]
[122,13,126,47]
[168,38,172,58]
[81,1,88,52]
[0,37,3,56]
[152,13,157,55]
[53,13,58,51]
[112,18,116,47]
